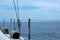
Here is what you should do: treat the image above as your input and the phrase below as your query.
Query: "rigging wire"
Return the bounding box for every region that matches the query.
[17,0,19,19]
[12,0,21,35]
[16,0,21,34]
[13,0,18,19]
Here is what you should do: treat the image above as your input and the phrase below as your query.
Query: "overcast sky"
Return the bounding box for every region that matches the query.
[0,0,60,21]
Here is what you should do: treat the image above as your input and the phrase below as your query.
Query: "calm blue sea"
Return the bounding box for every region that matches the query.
[0,22,60,40]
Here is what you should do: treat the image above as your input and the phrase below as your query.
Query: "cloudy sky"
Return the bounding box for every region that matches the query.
[0,0,60,21]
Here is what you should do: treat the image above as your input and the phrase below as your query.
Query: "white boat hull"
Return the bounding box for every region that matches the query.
[0,30,24,40]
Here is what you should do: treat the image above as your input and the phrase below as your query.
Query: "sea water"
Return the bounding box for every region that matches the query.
[0,22,60,40]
